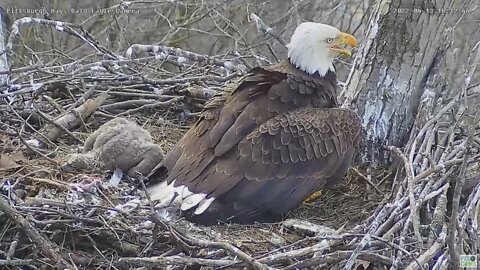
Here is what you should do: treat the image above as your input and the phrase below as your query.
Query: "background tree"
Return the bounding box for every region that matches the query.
[342,0,479,165]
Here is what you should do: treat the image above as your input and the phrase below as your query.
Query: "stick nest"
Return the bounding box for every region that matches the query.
[0,15,479,270]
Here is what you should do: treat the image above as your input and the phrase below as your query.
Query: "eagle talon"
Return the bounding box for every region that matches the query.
[304,191,323,204]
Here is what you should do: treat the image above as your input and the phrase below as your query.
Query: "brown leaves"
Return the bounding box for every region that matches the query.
[0,151,27,174]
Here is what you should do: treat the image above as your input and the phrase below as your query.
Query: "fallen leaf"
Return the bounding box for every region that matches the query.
[11,151,27,164]
[354,259,371,270]
[0,134,9,143]
[0,154,21,171]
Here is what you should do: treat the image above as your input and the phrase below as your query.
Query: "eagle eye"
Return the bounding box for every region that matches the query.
[326,38,334,43]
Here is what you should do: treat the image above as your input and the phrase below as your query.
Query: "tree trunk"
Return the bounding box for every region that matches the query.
[341,0,477,166]
[0,7,9,87]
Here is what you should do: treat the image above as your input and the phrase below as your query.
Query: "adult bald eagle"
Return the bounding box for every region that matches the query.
[147,22,362,225]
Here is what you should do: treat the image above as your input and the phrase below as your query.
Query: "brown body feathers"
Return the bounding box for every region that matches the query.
[148,60,362,224]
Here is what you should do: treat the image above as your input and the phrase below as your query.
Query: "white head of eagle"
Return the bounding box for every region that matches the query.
[287,22,357,76]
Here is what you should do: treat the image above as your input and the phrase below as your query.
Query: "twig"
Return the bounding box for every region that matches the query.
[126,44,247,73]
[116,96,183,116]
[144,73,238,85]
[405,226,447,270]
[116,255,242,268]
[351,167,382,194]
[7,17,117,59]
[342,205,395,270]
[102,99,165,111]
[16,132,58,165]
[35,109,83,143]
[177,230,270,270]
[250,13,287,47]
[412,157,477,182]
[385,145,423,247]
[447,137,471,268]
[44,93,108,142]
[66,82,98,111]
[0,259,34,266]
[6,232,20,260]
[0,195,74,269]
[282,250,393,270]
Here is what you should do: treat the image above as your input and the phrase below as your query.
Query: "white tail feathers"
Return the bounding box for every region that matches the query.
[147,180,215,215]
[180,193,207,211]
[194,197,215,215]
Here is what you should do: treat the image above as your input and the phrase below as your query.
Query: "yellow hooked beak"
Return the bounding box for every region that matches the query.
[329,32,357,57]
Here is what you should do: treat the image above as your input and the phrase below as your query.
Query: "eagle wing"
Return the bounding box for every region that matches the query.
[187,107,361,223]
[162,66,287,182]
[207,107,361,193]
[148,64,360,224]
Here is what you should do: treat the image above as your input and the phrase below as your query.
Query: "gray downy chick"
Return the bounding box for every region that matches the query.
[62,118,163,178]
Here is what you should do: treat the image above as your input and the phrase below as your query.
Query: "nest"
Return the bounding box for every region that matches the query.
[0,14,479,270]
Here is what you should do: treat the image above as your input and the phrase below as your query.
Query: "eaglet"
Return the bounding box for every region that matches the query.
[62,118,163,178]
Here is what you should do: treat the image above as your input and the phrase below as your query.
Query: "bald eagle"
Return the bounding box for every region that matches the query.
[147,22,362,225]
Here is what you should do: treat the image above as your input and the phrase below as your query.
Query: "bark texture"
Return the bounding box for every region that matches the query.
[0,7,8,87]
[341,0,478,165]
